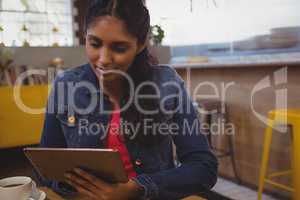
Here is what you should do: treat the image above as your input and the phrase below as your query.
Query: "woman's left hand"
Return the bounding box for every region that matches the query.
[64,168,142,200]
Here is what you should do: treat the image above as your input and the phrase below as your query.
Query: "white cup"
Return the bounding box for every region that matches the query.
[0,176,33,200]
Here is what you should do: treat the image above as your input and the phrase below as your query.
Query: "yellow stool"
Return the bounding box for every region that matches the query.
[258,109,300,200]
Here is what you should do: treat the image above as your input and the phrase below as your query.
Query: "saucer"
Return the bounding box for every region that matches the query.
[37,191,46,200]
[28,190,46,200]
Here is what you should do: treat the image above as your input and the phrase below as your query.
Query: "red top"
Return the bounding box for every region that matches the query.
[106,108,137,179]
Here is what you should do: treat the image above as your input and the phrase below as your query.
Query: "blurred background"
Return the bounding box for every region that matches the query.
[1,1,300,199]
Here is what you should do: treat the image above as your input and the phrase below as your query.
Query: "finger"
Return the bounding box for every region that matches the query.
[65,179,98,200]
[74,168,110,188]
[65,172,99,193]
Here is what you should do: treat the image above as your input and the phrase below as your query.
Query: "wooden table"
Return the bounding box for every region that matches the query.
[40,187,206,200]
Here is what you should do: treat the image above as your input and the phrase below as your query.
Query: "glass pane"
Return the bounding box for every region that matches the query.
[147,0,300,62]
[148,0,300,45]
[2,0,46,12]
[1,0,26,11]
[47,2,71,14]
[0,0,73,46]
[27,0,46,12]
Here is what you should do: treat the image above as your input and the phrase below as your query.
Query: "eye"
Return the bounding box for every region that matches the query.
[112,44,128,53]
[89,41,101,49]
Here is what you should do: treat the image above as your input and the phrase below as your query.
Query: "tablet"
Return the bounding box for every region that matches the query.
[24,147,129,183]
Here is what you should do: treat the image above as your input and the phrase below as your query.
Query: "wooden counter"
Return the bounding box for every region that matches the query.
[174,63,299,199]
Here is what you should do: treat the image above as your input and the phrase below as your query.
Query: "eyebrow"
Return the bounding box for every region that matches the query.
[87,34,101,42]
[87,34,131,45]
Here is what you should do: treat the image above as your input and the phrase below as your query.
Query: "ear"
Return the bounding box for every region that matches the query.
[136,42,147,54]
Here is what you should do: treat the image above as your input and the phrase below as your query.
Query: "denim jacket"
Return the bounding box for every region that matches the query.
[40,63,218,200]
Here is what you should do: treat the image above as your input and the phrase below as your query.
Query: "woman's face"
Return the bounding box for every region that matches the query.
[85,16,143,83]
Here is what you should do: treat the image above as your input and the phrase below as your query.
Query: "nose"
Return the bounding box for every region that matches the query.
[98,47,112,67]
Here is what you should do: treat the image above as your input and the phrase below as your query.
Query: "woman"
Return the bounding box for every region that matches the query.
[40,0,218,199]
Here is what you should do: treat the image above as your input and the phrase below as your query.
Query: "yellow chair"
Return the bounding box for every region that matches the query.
[258,109,300,200]
[0,85,49,148]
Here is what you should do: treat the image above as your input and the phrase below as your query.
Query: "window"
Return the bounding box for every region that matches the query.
[147,0,300,63]
[0,0,74,46]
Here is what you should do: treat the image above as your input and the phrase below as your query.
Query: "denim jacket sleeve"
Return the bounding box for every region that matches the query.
[39,75,77,196]
[132,68,218,200]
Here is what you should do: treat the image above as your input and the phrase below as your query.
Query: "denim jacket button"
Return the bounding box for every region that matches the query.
[68,116,75,124]
[135,159,143,166]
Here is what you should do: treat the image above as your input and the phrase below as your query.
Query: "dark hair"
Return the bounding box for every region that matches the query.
[85,0,164,146]
[85,0,149,44]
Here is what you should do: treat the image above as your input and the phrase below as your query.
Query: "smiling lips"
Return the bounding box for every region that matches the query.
[95,65,115,75]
